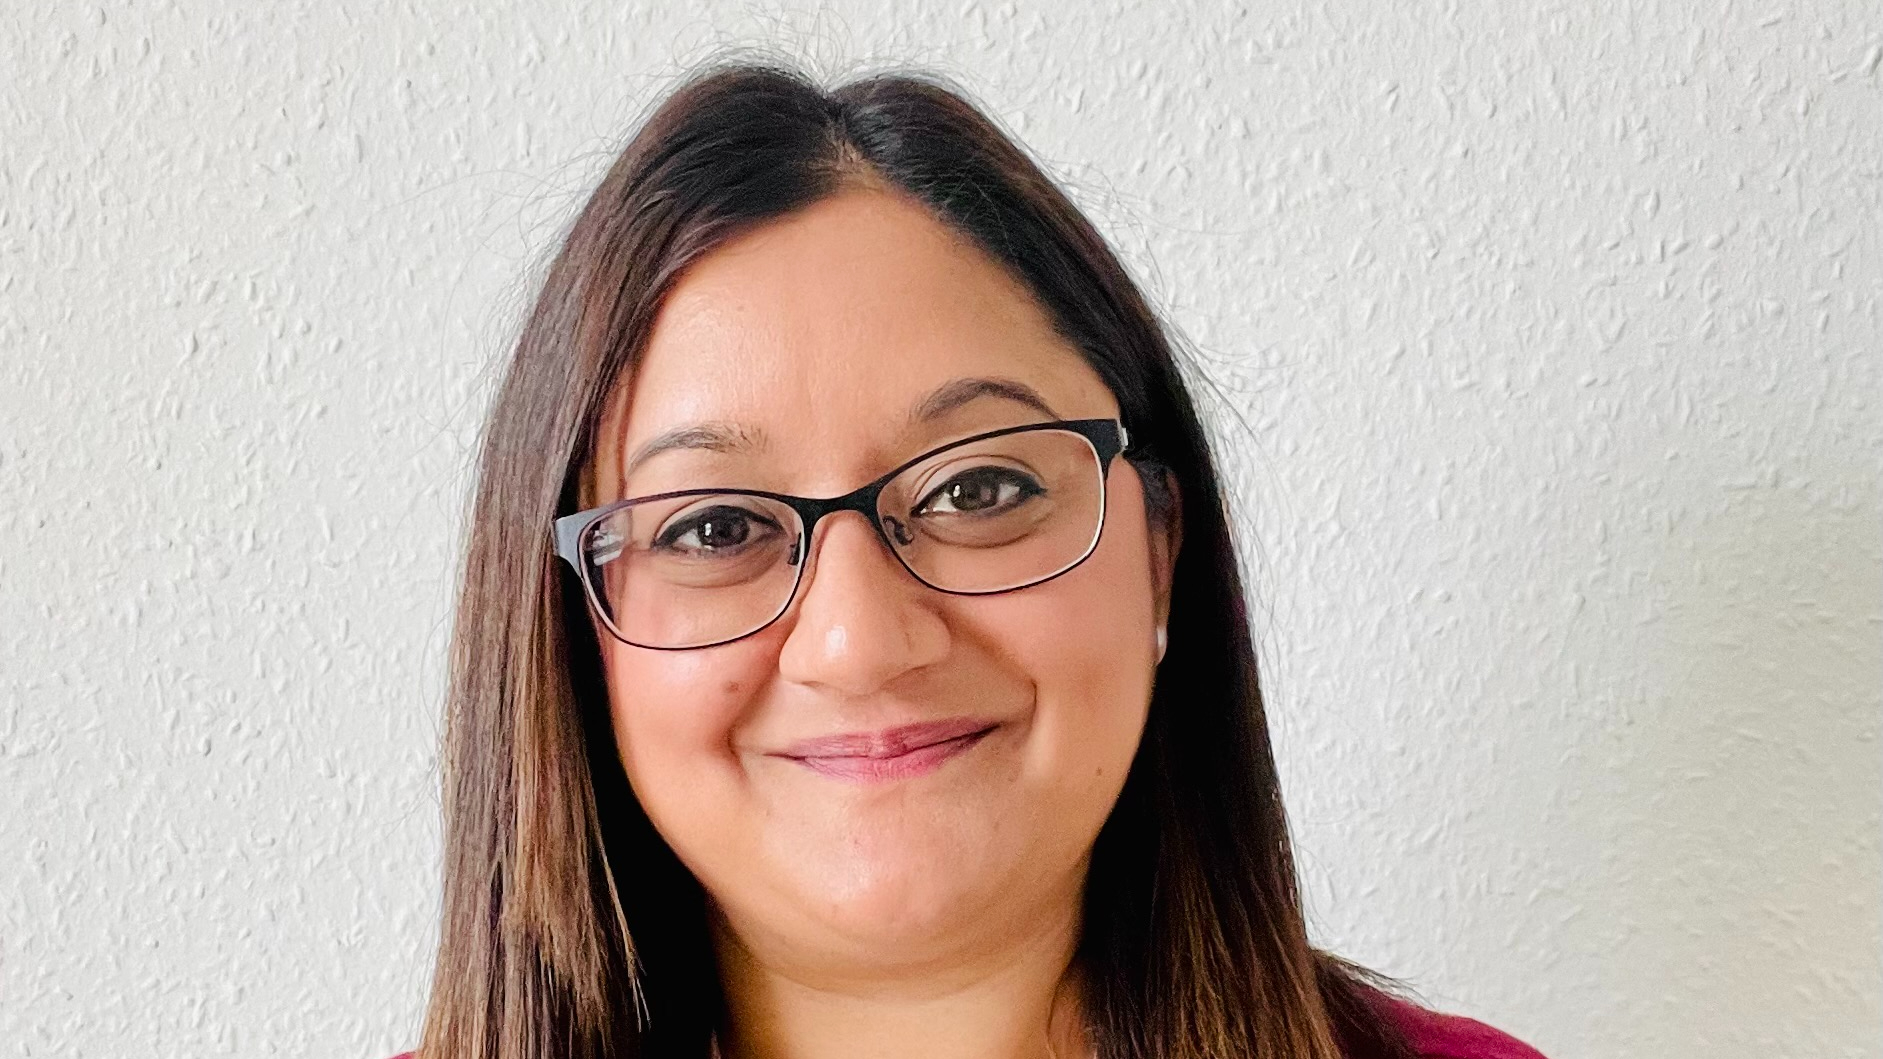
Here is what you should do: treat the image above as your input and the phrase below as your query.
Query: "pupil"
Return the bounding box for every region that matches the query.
[699,513,748,546]
[951,475,999,510]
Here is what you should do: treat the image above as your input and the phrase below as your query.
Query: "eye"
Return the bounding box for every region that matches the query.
[914,466,1044,517]
[652,504,781,555]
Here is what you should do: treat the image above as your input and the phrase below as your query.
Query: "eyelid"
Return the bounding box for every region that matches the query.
[653,499,784,542]
[658,493,777,515]
[911,463,1041,517]
[903,451,1031,507]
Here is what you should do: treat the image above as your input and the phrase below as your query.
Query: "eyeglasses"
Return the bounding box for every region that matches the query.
[553,418,1129,650]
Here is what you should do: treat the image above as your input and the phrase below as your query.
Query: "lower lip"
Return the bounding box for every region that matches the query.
[789,727,996,782]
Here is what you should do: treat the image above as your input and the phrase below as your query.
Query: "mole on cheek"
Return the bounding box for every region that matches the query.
[724,680,742,697]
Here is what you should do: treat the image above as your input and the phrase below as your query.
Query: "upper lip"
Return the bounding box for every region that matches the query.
[776,718,999,759]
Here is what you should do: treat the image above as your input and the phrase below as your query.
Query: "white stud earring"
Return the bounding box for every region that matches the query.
[1155,625,1168,662]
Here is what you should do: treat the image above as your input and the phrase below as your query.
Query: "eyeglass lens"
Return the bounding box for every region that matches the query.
[581,427,1107,649]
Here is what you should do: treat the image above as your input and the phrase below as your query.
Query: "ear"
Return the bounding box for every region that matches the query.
[1147,467,1182,630]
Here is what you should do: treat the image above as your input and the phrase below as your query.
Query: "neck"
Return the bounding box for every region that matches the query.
[708,890,1091,1059]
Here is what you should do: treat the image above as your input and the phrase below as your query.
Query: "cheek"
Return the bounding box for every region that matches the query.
[1046,472,1159,687]
[978,487,1159,801]
[596,636,770,838]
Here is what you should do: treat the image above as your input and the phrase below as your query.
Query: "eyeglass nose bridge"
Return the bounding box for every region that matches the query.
[778,474,906,570]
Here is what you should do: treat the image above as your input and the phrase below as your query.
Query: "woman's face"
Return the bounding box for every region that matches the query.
[586,187,1177,975]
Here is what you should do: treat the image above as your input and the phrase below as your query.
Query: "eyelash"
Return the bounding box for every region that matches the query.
[653,505,784,553]
[913,466,1044,517]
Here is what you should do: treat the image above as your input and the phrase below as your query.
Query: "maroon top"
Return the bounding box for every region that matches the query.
[1367,991,1551,1058]
[386,993,1548,1058]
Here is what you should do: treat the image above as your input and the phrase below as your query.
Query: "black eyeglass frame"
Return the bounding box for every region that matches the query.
[552,417,1131,650]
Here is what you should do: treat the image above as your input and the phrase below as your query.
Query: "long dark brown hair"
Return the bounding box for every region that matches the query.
[417,55,1425,1059]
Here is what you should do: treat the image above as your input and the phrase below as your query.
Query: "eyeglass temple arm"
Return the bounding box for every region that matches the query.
[552,511,588,572]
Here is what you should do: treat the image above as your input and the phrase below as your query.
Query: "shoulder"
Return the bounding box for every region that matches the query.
[1369,990,1552,1059]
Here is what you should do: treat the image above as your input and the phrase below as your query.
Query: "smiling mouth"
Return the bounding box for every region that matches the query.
[785,725,998,782]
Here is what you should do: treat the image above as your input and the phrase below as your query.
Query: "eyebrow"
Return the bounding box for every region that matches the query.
[621,422,764,479]
[620,375,1060,478]
[908,376,1059,424]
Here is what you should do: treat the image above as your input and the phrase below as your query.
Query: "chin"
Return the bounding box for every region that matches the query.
[794,851,1006,956]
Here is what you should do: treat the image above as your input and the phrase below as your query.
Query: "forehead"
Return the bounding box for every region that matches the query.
[589,188,1116,494]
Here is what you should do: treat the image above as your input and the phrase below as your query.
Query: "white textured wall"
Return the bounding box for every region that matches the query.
[3,3,1877,1057]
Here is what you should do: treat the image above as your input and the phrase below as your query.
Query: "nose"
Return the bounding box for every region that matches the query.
[774,511,951,696]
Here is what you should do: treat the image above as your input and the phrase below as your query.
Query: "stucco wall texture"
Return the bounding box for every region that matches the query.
[3,2,1877,1057]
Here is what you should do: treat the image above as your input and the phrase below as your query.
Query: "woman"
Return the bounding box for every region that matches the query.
[395,59,1551,1059]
